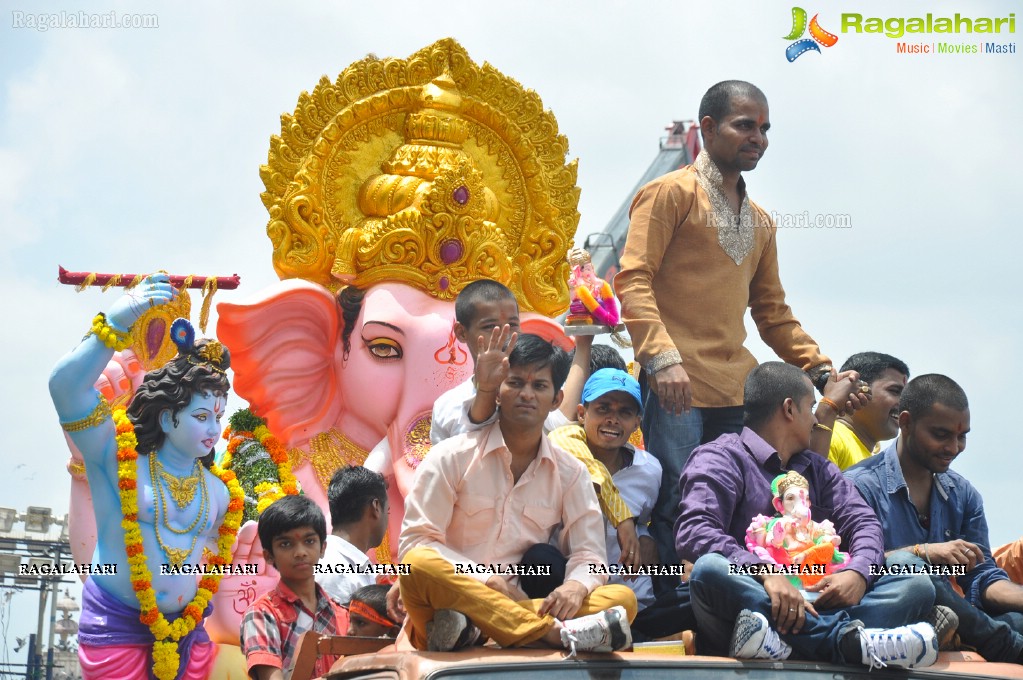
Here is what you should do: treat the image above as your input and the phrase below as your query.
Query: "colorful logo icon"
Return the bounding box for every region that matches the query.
[784,7,839,61]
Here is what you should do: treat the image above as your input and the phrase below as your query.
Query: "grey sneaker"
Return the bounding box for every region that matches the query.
[426,609,481,652]
[925,605,959,651]
[855,622,939,669]
[560,606,632,657]
[730,610,792,660]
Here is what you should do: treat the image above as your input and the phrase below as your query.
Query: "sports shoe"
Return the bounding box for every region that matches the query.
[426,609,481,652]
[925,605,960,651]
[851,622,939,669]
[729,610,792,660]
[559,606,632,657]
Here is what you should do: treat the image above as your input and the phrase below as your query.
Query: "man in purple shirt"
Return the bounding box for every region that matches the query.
[679,362,942,669]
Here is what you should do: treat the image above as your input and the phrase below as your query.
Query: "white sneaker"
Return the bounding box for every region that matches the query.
[855,622,939,669]
[730,610,792,660]
[559,606,632,657]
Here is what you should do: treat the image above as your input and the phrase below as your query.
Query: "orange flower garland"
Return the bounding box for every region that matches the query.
[113,407,244,680]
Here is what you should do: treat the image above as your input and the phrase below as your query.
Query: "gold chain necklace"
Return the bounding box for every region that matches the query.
[149,453,209,567]
[158,460,202,508]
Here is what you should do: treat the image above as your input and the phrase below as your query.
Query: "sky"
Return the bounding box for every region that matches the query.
[1,0,1020,663]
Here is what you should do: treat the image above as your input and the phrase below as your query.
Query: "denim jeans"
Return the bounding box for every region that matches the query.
[640,378,744,574]
[689,554,935,662]
[886,551,1023,662]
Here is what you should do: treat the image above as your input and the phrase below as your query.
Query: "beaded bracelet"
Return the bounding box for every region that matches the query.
[90,313,132,351]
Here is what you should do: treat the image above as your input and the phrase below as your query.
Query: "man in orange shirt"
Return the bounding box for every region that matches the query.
[393,334,637,656]
[615,81,833,578]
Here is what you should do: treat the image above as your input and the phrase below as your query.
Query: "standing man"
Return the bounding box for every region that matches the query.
[615,81,834,570]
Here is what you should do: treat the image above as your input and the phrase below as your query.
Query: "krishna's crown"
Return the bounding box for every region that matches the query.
[260,39,580,316]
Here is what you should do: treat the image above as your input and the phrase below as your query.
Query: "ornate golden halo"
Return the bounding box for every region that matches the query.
[260,38,580,316]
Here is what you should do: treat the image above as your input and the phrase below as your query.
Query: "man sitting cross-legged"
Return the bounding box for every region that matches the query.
[846,374,1023,664]
[548,368,662,613]
[394,334,637,655]
[679,362,944,669]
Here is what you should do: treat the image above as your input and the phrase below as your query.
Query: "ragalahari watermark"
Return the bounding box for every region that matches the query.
[12,10,158,32]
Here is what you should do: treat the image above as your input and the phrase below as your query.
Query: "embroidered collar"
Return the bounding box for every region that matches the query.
[693,150,756,264]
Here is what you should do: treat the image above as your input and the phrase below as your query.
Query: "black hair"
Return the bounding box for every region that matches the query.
[899,374,969,420]
[698,80,768,123]
[840,352,910,385]
[327,465,388,529]
[257,495,327,555]
[507,333,571,392]
[589,344,627,374]
[454,279,517,327]
[349,584,392,619]
[127,338,231,456]
[338,285,366,360]
[743,361,813,429]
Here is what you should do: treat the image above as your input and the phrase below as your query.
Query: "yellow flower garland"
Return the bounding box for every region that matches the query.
[222,422,300,517]
[113,408,244,680]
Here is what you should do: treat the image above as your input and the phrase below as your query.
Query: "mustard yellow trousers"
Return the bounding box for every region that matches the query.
[399,546,638,649]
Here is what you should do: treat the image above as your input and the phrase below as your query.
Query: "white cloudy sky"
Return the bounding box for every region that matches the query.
[0,0,1020,646]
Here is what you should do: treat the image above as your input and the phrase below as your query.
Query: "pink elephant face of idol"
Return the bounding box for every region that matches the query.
[781,487,811,521]
[338,282,473,434]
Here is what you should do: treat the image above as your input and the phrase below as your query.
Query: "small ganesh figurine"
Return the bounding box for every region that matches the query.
[565,247,627,339]
[745,470,850,587]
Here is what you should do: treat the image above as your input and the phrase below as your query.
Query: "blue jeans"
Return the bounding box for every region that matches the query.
[887,551,1023,662]
[640,379,743,573]
[689,554,935,662]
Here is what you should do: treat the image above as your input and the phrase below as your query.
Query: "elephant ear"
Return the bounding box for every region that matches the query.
[217,279,343,448]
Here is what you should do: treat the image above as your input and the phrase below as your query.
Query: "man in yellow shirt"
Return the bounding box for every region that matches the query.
[818,352,909,470]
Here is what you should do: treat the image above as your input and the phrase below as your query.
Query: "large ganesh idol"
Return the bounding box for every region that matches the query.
[209,39,581,643]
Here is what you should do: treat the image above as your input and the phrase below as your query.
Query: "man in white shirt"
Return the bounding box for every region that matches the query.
[316,466,388,604]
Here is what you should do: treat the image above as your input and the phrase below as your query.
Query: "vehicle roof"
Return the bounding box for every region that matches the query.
[323,646,1023,680]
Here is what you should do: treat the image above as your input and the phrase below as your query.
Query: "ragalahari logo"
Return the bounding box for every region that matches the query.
[784,7,839,61]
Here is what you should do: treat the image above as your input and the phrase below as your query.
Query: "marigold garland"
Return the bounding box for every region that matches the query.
[221,409,301,521]
[113,407,244,680]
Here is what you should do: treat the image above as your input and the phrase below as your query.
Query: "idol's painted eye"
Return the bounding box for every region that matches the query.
[364,337,403,360]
